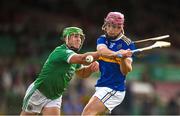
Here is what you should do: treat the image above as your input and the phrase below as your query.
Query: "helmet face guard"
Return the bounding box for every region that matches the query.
[62,27,85,51]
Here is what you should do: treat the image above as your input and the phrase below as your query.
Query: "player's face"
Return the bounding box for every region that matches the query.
[67,34,82,49]
[106,23,122,37]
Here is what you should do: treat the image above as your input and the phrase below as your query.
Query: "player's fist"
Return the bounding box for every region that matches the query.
[88,61,99,72]
[117,49,132,58]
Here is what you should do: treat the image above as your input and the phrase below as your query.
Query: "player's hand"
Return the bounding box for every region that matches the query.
[117,49,132,58]
[88,61,99,72]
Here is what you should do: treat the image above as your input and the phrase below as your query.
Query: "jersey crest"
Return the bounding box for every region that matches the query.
[109,42,116,48]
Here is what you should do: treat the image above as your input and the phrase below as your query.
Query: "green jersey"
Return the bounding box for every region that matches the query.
[34,44,81,99]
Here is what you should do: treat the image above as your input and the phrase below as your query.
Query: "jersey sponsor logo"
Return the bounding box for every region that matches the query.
[65,73,72,80]
[66,66,76,80]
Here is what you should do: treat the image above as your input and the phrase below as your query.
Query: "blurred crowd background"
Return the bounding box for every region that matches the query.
[0,0,180,115]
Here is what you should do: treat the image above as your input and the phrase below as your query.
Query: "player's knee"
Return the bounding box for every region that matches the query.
[82,107,90,115]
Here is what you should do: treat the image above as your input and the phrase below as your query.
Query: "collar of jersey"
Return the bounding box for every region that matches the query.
[62,44,68,49]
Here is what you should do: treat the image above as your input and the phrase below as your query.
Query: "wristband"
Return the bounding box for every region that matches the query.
[117,54,123,58]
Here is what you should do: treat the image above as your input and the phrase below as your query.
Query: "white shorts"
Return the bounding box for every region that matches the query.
[93,87,125,112]
[22,83,62,113]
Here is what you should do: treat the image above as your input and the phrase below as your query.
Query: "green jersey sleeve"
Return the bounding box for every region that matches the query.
[50,45,76,63]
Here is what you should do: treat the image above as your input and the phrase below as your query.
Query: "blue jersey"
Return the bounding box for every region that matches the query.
[96,35,135,91]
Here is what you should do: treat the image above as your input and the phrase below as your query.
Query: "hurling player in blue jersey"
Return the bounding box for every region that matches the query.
[82,12,136,115]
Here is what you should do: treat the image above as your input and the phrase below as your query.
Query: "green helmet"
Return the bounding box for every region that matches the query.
[62,27,85,40]
[61,27,85,51]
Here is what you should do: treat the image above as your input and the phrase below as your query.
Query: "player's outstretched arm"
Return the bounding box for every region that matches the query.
[75,61,99,78]
[69,52,100,65]
[97,45,118,58]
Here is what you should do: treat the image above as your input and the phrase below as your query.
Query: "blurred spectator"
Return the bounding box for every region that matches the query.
[166,92,180,115]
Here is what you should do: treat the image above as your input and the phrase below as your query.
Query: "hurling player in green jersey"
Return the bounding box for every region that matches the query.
[20,27,99,115]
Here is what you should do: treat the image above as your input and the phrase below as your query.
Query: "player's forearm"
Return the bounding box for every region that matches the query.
[69,52,99,64]
[97,47,117,58]
[83,52,100,61]
[120,58,132,75]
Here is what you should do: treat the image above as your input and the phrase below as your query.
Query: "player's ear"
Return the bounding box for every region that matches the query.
[64,37,69,44]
